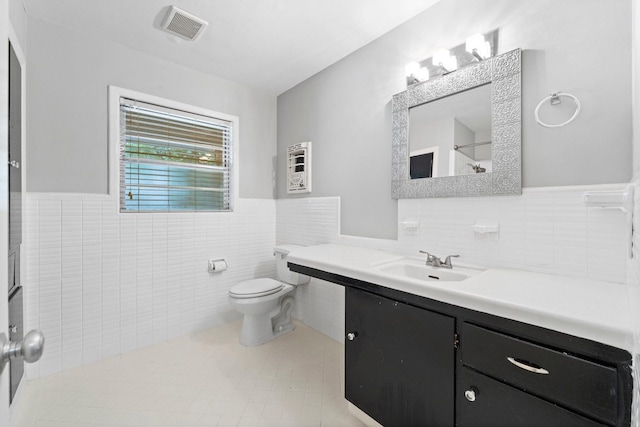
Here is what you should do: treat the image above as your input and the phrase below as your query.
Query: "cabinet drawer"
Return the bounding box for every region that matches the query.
[460,323,618,425]
[458,367,605,427]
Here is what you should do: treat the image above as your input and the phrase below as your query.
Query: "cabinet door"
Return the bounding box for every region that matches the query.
[457,367,605,427]
[345,286,455,427]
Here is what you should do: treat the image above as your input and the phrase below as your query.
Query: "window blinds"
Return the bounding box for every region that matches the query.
[119,98,233,212]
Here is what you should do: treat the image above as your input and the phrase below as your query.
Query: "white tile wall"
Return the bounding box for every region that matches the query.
[25,194,276,378]
[627,174,640,426]
[276,197,341,246]
[629,176,640,283]
[398,184,628,283]
[26,184,631,378]
[276,198,346,342]
[277,185,631,344]
[626,175,640,427]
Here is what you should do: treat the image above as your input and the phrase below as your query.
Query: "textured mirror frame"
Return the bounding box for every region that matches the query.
[391,48,521,199]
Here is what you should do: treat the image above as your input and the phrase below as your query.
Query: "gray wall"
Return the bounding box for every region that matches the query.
[9,0,27,49]
[277,0,633,239]
[26,17,277,199]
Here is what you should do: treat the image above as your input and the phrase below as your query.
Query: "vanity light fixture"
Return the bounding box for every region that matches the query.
[466,33,491,61]
[432,49,457,74]
[405,61,430,85]
[404,29,499,88]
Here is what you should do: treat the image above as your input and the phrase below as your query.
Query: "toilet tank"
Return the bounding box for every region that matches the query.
[274,244,310,285]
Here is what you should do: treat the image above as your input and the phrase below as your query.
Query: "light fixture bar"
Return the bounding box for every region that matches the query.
[405,29,499,87]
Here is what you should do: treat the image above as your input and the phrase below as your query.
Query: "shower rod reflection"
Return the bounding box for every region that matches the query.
[454,141,491,150]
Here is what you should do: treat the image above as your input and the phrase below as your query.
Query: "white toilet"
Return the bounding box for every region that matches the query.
[228,244,309,346]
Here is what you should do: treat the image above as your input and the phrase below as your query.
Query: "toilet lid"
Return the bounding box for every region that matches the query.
[229,278,284,299]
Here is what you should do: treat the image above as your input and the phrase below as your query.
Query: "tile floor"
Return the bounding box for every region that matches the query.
[11,321,367,427]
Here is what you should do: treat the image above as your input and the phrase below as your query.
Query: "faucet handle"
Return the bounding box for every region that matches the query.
[420,250,441,266]
[443,255,460,268]
[419,250,431,259]
[418,250,437,265]
[419,250,435,262]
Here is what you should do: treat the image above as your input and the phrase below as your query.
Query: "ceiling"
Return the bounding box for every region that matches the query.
[23,0,440,95]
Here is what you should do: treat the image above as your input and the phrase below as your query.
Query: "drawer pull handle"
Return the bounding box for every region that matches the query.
[507,357,549,375]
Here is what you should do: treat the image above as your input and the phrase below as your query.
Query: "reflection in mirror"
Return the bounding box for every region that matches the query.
[409,84,491,178]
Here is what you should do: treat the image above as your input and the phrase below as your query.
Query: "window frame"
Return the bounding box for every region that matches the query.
[108,86,239,213]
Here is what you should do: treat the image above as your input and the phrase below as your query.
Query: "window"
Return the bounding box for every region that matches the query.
[117,96,234,212]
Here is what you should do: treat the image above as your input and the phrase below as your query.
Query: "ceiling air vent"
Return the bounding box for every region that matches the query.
[161,6,208,41]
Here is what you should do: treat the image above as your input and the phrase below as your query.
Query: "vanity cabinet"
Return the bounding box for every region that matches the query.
[345,286,455,426]
[289,263,633,427]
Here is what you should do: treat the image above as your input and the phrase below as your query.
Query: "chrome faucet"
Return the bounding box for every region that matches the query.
[419,251,459,269]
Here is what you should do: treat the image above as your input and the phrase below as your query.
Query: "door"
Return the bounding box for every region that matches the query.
[8,38,23,404]
[345,286,456,427]
[0,2,12,424]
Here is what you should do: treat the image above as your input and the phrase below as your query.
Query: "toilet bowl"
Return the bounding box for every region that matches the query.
[228,244,309,346]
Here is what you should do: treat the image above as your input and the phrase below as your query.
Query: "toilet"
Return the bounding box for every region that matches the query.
[228,244,309,346]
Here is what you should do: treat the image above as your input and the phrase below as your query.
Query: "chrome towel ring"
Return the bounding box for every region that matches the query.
[534,92,580,128]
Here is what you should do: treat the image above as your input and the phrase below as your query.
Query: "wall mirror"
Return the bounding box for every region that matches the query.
[392,48,521,198]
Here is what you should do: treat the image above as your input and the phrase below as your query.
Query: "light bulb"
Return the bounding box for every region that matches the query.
[432,49,457,72]
[432,49,451,67]
[405,61,421,77]
[415,67,429,81]
[466,33,491,60]
[405,61,429,84]
[466,34,484,53]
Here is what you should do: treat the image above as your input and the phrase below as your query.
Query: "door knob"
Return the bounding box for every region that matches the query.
[464,386,479,402]
[0,329,45,374]
[346,332,358,341]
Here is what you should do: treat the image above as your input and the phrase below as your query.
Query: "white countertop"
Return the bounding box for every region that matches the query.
[287,243,637,352]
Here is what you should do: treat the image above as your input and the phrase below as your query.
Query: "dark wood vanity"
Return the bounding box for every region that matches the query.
[290,263,633,427]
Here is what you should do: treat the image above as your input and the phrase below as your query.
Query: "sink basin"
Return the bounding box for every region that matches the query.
[374,258,484,282]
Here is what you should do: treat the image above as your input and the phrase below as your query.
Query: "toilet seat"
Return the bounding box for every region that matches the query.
[229,278,284,299]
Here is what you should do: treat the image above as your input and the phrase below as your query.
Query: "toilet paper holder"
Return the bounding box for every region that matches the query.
[208,258,228,273]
